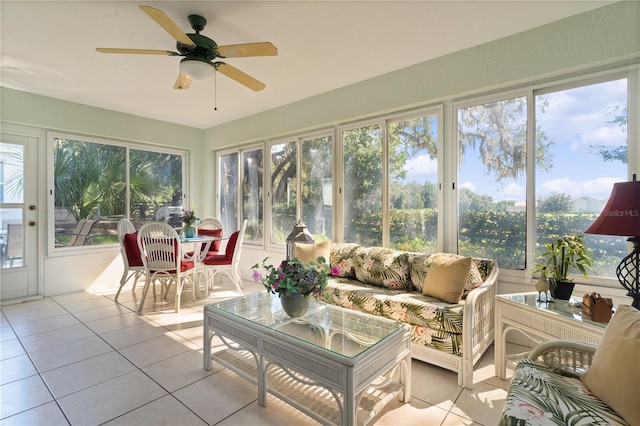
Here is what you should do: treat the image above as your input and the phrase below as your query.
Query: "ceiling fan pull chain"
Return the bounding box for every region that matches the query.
[214,70,218,111]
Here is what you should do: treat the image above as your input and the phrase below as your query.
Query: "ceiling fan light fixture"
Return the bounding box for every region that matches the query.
[179,57,215,80]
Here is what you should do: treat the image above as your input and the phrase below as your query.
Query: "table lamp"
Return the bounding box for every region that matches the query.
[585,176,640,309]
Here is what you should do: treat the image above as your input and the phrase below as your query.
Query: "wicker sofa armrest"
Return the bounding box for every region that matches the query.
[458,261,498,388]
[528,339,598,375]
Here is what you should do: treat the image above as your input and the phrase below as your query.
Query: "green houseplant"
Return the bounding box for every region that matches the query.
[533,234,594,300]
[252,257,330,317]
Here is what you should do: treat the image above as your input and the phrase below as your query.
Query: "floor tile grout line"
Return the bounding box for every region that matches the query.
[0,310,72,424]
[57,294,218,425]
[2,294,209,425]
[4,286,505,425]
[2,287,240,424]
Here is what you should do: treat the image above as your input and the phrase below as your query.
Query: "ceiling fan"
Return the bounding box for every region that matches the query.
[96,5,277,91]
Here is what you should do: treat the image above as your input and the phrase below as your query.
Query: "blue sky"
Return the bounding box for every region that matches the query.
[405,78,627,203]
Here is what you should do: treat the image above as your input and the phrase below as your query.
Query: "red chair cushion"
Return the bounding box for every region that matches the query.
[123,232,143,267]
[203,254,231,266]
[180,260,195,272]
[197,228,223,252]
[225,231,239,260]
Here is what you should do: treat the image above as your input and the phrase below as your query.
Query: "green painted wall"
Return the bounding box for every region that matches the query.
[204,1,640,148]
[1,88,203,148]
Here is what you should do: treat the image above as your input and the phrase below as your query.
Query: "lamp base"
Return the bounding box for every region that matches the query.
[617,237,640,310]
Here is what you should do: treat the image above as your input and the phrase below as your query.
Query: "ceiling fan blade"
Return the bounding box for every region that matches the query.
[217,42,278,58]
[139,5,195,48]
[216,63,265,91]
[173,72,192,90]
[96,48,178,56]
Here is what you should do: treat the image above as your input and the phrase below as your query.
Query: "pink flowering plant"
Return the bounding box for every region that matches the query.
[252,257,331,297]
[182,210,198,226]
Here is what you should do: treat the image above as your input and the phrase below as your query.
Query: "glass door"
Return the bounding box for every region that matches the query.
[1,134,38,299]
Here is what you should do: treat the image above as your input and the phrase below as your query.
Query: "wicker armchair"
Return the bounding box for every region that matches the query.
[527,339,597,375]
[500,339,628,425]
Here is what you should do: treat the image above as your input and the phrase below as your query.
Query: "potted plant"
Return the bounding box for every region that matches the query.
[533,234,594,300]
[252,257,330,317]
[182,209,198,238]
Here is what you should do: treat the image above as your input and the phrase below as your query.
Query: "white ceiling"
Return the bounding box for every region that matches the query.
[1,1,614,129]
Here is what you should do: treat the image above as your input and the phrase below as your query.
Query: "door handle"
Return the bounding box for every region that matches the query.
[29,221,36,227]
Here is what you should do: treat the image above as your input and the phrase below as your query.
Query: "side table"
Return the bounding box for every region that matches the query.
[494,292,607,379]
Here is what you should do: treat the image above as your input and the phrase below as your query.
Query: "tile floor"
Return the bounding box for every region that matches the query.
[1,278,516,425]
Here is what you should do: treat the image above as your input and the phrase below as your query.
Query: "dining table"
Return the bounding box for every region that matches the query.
[180,234,227,298]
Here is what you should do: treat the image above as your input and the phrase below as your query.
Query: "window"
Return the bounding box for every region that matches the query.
[388,113,439,252]
[217,147,263,243]
[218,152,238,236]
[51,134,185,249]
[535,78,628,279]
[457,96,528,269]
[301,135,333,240]
[242,148,264,244]
[342,124,383,246]
[270,141,296,244]
[268,134,333,245]
[215,68,635,286]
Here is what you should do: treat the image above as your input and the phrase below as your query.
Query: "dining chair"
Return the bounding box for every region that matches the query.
[137,221,196,313]
[188,217,223,258]
[115,218,147,302]
[198,217,223,254]
[202,219,247,296]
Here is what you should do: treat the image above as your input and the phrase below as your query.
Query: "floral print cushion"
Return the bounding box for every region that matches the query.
[314,276,384,316]
[314,277,464,356]
[329,243,360,278]
[352,247,412,289]
[381,292,464,355]
[500,359,628,426]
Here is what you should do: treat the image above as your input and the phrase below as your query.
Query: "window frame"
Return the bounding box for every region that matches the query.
[47,131,188,255]
[213,65,637,292]
[215,143,265,246]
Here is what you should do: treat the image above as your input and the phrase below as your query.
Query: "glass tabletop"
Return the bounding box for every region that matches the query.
[498,293,607,329]
[206,292,406,358]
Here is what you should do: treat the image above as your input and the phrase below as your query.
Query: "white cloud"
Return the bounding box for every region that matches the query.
[499,182,525,197]
[460,181,476,191]
[538,176,624,200]
[403,154,437,182]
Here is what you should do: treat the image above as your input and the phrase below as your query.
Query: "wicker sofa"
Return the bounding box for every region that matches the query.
[306,242,498,389]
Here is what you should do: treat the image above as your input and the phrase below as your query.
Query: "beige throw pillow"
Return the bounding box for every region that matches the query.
[581,305,640,425]
[422,254,471,303]
[294,240,330,265]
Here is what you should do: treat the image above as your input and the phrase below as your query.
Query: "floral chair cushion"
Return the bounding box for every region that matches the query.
[352,247,412,290]
[500,359,628,426]
[329,243,360,278]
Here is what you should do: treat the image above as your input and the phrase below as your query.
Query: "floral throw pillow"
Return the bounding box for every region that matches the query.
[329,243,360,278]
[353,247,411,290]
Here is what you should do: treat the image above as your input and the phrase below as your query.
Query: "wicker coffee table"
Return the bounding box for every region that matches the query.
[203,292,411,425]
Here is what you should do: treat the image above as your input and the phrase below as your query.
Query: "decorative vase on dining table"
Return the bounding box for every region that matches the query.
[280,294,310,317]
[183,225,196,238]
